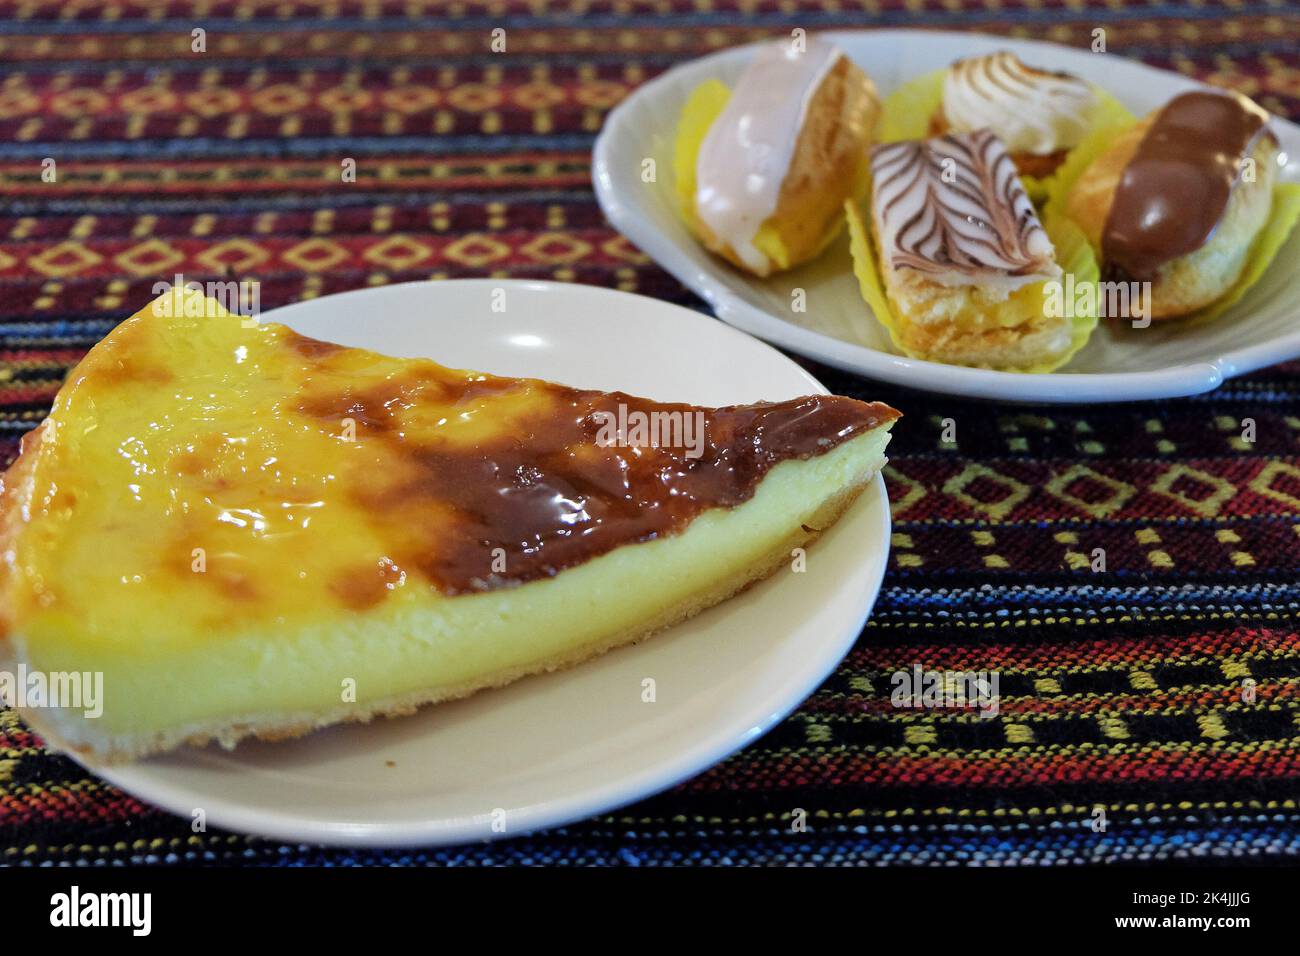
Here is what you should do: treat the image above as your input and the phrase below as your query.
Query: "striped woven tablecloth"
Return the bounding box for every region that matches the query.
[2,1,1299,866]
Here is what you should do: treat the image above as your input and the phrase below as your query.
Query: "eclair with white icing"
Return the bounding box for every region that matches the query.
[680,38,880,277]
[931,52,1098,179]
[864,130,1071,368]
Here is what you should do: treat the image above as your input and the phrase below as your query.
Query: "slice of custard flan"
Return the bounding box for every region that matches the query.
[0,291,899,763]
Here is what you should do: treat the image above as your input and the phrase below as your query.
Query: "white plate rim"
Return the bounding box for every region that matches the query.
[592,28,1300,404]
[74,279,893,849]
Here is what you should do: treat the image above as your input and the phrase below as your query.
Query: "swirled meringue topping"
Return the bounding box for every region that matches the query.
[695,37,843,274]
[941,51,1098,156]
[870,130,1059,290]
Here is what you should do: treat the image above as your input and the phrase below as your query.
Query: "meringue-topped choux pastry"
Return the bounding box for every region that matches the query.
[868,130,1068,368]
[685,38,880,277]
[930,51,1099,179]
[1066,90,1279,320]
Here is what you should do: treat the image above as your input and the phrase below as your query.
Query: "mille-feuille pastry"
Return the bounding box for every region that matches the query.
[866,129,1067,368]
[1065,89,1279,320]
[930,51,1100,179]
[680,37,880,277]
[0,291,899,763]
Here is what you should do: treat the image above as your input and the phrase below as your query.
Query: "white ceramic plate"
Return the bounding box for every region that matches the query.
[593,29,1300,404]
[80,280,891,848]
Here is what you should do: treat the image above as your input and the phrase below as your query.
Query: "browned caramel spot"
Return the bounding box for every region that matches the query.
[330,557,406,611]
[213,568,260,603]
[78,318,175,388]
[287,336,347,360]
[296,378,454,434]
[91,351,176,389]
[168,433,229,478]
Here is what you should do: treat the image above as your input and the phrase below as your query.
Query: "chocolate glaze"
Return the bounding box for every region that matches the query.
[1102,90,1272,281]
[293,338,899,601]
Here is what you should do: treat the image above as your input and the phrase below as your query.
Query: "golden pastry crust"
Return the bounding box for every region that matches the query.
[1066,116,1279,320]
[928,111,1068,179]
[880,276,1071,369]
[873,228,1072,367]
[695,56,881,275]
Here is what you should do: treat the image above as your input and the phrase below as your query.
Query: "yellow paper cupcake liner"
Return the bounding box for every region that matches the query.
[1180,183,1300,327]
[878,68,1134,204]
[876,69,944,142]
[843,196,1101,373]
[1039,114,1128,223]
[672,79,857,271]
[672,79,730,233]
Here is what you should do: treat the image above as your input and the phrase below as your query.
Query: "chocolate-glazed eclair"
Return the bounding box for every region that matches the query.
[1066,89,1279,320]
[678,37,880,277]
[930,51,1100,179]
[864,129,1068,369]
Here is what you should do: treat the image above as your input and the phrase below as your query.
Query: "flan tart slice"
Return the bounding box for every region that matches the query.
[0,292,899,763]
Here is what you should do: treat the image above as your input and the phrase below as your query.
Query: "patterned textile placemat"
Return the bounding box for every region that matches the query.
[2,1,1299,866]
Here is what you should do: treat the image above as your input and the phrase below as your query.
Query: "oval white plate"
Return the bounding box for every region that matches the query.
[80,280,891,848]
[593,29,1300,404]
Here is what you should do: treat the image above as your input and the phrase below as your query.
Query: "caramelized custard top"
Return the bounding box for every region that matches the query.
[0,298,898,639]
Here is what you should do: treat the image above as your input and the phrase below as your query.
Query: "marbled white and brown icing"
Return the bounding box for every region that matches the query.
[870,130,1060,290]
